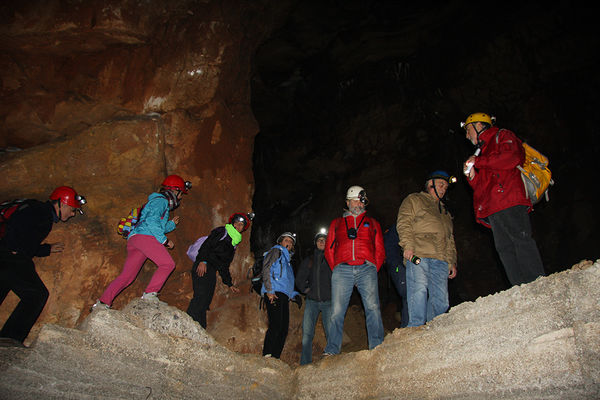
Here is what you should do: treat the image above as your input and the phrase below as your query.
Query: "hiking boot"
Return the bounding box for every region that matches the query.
[141,292,166,304]
[90,300,110,312]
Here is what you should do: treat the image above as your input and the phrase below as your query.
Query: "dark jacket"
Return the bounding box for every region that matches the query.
[295,249,332,302]
[383,225,402,267]
[0,200,56,258]
[193,226,235,286]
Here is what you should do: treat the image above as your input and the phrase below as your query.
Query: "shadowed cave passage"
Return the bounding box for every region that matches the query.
[248,0,600,314]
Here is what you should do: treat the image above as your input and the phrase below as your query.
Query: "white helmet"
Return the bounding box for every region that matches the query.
[346,185,369,205]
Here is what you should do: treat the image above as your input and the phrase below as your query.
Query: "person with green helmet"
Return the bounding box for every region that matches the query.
[461,113,545,286]
[396,171,457,327]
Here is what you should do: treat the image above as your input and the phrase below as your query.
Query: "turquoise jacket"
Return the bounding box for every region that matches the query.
[129,193,176,244]
[261,244,299,299]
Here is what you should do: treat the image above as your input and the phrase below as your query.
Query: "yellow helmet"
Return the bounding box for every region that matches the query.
[460,112,495,129]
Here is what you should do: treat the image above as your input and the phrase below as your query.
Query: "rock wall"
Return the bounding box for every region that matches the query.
[0,0,284,348]
[1,262,598,399]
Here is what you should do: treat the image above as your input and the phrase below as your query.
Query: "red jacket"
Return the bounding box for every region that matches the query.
[325,212,385,271]
[469,126,531,227]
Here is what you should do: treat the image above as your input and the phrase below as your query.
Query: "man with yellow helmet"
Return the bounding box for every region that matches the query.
[460,113,545,286]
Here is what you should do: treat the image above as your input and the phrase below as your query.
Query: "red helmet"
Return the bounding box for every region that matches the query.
[161,175,192,194]
[50,186,86,213]
[228,212,255,232]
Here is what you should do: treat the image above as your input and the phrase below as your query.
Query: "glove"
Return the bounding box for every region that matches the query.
[291,295,302,309]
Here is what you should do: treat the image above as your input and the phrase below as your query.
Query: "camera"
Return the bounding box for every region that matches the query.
[346,227,357,240]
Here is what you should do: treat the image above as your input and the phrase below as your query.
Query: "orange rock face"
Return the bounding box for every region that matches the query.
[0,0,275,354]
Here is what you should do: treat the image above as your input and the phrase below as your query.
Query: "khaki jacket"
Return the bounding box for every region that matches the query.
[396,192,457,267]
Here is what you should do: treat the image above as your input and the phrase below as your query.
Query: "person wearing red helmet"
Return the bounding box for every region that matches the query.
[186,212,254,328]
[93,175,191,309]
[0,186,86,346]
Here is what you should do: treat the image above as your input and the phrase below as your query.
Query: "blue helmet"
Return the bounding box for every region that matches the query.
[427,170,457,184]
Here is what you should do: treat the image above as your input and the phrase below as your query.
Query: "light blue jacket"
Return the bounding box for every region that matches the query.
[129,193,176,244]
[261,244,299,299]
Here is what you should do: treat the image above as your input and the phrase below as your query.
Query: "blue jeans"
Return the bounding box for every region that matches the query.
[324,263,384,354]
[300,298,332,365]
[406,257,449,327]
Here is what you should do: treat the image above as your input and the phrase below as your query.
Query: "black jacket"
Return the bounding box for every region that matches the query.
[295,249,332,302]
[0,200,56,258]
[193,226,235,286]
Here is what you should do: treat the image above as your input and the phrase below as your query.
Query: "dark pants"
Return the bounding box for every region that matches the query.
[0,250,49,343]
[387,262,409,328]
[186,266,217,329]
[263,291,289,358]
[488,205,545,286]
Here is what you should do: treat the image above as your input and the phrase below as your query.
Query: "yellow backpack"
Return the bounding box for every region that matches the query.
[517,142,554,204]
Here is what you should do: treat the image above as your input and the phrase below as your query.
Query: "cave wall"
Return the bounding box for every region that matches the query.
[0,0,287,347]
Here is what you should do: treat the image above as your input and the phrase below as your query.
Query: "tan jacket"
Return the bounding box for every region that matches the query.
[396,192,457,267]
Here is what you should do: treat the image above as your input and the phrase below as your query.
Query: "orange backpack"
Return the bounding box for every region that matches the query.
[517,142,554,205]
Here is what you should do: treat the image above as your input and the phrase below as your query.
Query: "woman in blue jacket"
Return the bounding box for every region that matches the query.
[94,175,191,308]
[261,232,301,358]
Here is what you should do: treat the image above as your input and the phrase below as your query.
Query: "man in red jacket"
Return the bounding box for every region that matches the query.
[462,113,545,286]
[323,185,385,355]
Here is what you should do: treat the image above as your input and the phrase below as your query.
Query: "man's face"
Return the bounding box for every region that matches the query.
[465,123,479,145]
[316,236,326,250]
[59,203,77,222]
[280,237,294,251]
[427,179,449,199]
[346,199,365,215]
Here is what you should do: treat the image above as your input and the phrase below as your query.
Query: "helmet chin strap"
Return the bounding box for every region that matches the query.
[430,180,448,214]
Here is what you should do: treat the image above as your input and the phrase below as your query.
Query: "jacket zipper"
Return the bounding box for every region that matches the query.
[351,215,356,260]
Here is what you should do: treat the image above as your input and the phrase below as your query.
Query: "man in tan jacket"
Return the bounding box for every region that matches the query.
[396,171,457,327]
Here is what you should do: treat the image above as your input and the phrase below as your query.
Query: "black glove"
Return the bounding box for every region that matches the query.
[291,295,303,309]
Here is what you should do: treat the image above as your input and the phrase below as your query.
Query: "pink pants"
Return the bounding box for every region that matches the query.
[99,234,175,306]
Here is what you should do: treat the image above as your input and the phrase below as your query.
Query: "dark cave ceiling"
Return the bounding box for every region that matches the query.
[249,0,600,302]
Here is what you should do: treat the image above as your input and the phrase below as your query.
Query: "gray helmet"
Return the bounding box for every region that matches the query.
[314,228,327,244]
[277,232,297,245]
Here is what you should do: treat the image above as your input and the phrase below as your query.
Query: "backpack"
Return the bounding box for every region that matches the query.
[186,230,229,262]
[117,205,145,238]
[0,199,33,239]
[247,255,265,295]
[116,196,167,238]
[495,129,554,205]
[517,142,554,204]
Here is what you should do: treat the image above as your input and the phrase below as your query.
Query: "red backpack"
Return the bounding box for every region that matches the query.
[0,199,33,239]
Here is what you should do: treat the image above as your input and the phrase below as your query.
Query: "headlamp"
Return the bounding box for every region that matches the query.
[358,190,369,205]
